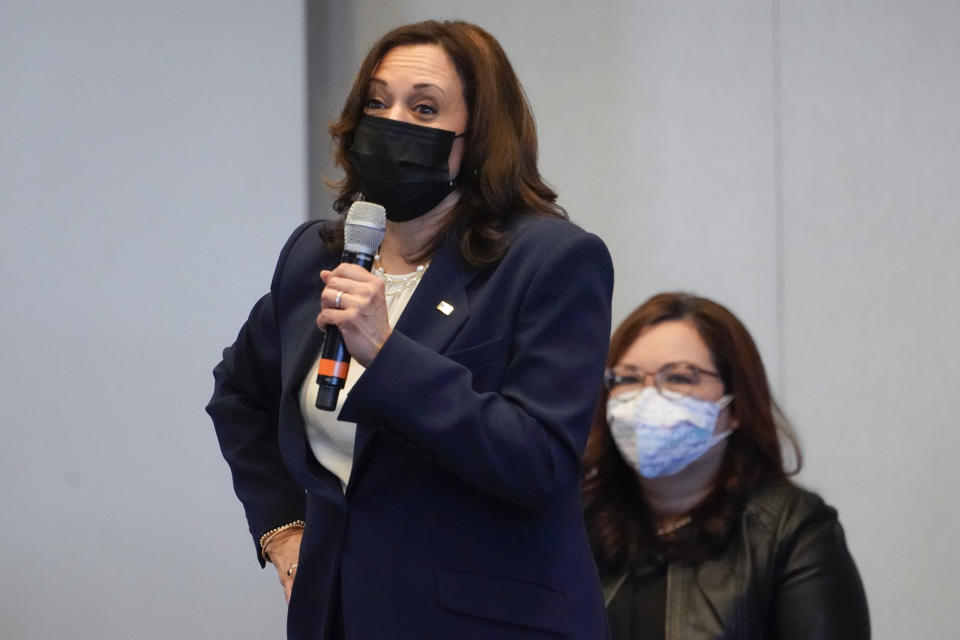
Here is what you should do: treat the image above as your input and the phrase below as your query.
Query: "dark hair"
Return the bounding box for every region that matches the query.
[582,292,802,577]
[326,20,565,266]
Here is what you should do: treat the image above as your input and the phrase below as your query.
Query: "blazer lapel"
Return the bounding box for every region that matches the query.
[285,325,325,397]
[280,251,348,502]
[280,322,350,505]
[347,239,478,484]
[392,238,474,352]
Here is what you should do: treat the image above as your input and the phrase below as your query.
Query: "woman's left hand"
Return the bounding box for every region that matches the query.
[316,264,391,366]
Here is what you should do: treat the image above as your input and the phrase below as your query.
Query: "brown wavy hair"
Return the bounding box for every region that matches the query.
[582,292,802,578]
[326,20,565,266]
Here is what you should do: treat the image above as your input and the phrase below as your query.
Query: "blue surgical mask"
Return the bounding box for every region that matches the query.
[607,387,733,478]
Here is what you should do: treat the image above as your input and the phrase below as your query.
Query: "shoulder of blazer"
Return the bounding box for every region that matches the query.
[281,217,339,265]
[271,218,340,292]
[502,213,592,250]
[483,214,606,280]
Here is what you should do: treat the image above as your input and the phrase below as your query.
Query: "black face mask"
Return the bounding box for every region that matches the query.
[348,114,462,222]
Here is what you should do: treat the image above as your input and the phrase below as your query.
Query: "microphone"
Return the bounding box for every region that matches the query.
[315,201,386,410]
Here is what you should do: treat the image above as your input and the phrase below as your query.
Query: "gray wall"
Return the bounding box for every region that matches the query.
[2,1,956,638]
[780,2,960,635]
[1,1,304,637]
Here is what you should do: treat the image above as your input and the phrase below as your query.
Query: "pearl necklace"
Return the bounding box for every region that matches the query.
[373,254,428,298]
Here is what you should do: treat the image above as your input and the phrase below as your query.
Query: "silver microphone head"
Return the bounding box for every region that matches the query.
[343,201,386,255]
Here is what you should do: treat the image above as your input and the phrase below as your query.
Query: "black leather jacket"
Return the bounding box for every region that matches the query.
[605,480,870,639]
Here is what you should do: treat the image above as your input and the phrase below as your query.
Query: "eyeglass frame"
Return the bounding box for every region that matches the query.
[603,361,724,400]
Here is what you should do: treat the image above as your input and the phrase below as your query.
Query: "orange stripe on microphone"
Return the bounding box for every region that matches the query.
[317,359,349,379]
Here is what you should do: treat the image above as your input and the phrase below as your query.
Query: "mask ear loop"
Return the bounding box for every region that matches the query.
[449,131,468,186]
[714,394,738,434]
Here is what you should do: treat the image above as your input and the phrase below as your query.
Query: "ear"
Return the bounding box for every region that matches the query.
[723,398,740,432]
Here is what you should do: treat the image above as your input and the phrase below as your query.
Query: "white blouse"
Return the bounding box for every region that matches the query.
[298,264,428,491]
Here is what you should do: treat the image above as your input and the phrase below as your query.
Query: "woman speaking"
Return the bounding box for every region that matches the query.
[207,20,613,640]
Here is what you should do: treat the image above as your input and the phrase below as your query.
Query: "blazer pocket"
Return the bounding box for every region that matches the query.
[445,337,507,371]
[434,567,572,636]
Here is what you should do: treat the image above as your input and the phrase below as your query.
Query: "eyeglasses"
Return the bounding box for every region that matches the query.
[603,362,723,399]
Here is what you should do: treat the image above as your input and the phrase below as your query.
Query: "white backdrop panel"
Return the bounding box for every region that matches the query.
[780,1,960,638]
[0,2,304,638]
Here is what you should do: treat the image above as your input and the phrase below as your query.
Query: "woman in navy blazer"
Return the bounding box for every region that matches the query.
[207,21,613,639]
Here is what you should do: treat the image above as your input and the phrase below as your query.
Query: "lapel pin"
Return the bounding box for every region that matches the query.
[436,300,454,316]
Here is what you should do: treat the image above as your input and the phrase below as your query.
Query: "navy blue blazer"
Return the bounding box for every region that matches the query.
[208,213,614,639]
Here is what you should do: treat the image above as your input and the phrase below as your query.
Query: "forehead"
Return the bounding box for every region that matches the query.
[617,319,714,370]
[372,44,462,91]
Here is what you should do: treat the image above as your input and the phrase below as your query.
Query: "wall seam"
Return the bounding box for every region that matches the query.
[772,0,786,402]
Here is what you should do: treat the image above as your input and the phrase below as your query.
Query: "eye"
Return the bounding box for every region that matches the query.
[659,362,705,386]
[604,370,643,391]
[364,97,386,110]
[663,372,697,385]
[413,103,437,115]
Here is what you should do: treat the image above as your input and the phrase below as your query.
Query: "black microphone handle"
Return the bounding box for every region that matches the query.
[315,250,375,410]
[315,325,349,410]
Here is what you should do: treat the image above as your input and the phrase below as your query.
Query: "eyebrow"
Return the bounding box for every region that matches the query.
[615,361,706,372]
[368,77,446,97]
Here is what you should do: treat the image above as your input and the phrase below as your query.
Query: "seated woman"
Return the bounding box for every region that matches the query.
[582,292,870,640]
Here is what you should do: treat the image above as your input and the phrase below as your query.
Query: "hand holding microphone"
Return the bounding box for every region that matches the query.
[317,266,391,363]
[314,201,386,410]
